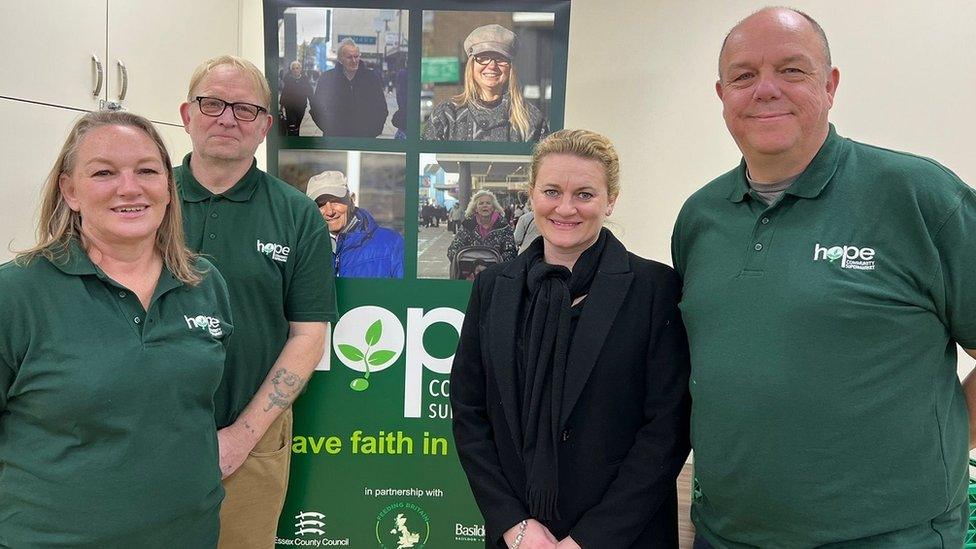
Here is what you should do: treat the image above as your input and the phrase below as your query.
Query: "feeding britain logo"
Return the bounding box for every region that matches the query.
[813,242,876,271]
[375,502,430,549]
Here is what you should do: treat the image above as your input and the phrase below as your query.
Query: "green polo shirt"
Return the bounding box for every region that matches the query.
[0,241,232,548]
[672,125,976,547]
[175,154,337,428]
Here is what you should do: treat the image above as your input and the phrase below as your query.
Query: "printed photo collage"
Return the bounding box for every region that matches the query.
[268,3,567,280]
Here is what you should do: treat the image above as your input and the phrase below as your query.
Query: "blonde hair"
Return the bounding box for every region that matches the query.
[464,189,504,219]
[451,59,532,141]
[529,129,621,200]
[187,55,271,108]
[16,110,203,285]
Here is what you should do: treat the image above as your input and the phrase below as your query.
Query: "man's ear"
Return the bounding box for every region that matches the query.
[179,102,192,133]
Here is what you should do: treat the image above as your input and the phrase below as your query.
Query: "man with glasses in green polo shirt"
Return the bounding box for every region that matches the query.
[175,55,337,549]
[672,8,976,548]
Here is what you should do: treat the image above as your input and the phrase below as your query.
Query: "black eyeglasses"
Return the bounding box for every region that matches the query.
[194,96,267,122]
[472,55,511,67]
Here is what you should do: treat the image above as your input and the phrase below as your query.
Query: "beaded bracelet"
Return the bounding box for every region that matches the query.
[511,520,528,549]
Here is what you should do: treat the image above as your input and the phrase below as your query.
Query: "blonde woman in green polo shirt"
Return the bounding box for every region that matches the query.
[0,111,233,547]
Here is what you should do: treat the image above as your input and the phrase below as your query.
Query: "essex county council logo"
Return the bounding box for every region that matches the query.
[274,510,350,546]
[375,502,430,549]
[295,510,326,536]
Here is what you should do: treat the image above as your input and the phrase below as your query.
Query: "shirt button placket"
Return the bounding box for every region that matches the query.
[744,213,773,271]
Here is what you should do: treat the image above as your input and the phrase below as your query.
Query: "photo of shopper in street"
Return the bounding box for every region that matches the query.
[423,24,548,142]
[309,38,388,138]
[279,61,313,136]
[447,189,517,272]
[306,170,404,278]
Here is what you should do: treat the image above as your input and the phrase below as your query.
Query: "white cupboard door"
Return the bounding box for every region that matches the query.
[0,99,91,261]
[0,1,107,110]
[107,0,240,125]
[154,121,193,166]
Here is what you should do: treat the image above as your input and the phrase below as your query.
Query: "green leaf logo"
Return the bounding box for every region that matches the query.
[342,318,397,392]
[826,246,843,262]
[368,350,397,365]
[365,319,382,346]
[338,344,365,362]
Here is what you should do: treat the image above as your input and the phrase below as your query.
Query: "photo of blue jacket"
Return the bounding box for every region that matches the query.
[335,208,404,278]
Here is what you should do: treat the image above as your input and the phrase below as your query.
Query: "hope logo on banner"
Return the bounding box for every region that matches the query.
[321,305,465,418]
[332,306,405,392]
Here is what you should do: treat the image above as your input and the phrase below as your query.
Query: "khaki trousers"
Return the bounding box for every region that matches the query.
[217,408,293,549]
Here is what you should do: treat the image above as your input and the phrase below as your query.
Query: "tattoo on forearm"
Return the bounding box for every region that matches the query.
[264,368,307,411]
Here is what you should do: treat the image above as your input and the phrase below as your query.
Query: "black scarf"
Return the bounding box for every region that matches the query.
[518,228,609,521]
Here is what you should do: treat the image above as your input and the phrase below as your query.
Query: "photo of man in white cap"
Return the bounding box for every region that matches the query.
[306,170,404,278]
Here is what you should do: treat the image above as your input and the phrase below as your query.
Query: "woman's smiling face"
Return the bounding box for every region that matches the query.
[531,153,615,263]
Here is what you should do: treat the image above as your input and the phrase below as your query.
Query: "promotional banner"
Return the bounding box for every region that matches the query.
[264,1,571,545]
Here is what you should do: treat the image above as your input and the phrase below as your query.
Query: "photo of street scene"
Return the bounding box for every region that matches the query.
[417,153,532,279]
[277,7,408,139]
[421,10,555,142]
[279,150,406,279]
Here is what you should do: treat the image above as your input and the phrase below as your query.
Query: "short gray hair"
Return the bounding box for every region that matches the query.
[338,38,359,55]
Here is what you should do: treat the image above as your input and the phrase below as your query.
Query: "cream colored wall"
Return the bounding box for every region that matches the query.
[563,0,976,376]
[241,0,267,171]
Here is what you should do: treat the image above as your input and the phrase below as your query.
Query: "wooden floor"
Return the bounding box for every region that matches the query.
[677,461,696,548]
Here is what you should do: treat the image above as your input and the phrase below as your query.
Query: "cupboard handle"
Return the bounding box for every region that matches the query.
[92,54,103,97]
[117,60,128,101]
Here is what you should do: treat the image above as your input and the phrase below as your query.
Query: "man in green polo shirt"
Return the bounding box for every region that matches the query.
[672,8,976,548]
[175,55,338,549]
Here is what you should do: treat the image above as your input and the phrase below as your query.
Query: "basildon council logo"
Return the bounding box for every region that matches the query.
[376,502,430,549]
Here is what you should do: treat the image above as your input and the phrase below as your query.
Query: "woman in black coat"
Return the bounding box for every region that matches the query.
[451,129,690,549]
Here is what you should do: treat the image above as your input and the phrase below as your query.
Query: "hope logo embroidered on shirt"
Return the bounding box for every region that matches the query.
[256,239,290,263]
[813,242,877,271]
[183,314,225,338]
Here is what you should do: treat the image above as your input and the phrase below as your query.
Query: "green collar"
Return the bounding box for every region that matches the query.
[729,124,847,203]
[51,239,183,297]
[177,153,261,203]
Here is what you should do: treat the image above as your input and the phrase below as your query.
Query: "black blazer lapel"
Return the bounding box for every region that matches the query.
[487,261,526,453]
[559,236,633,429]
